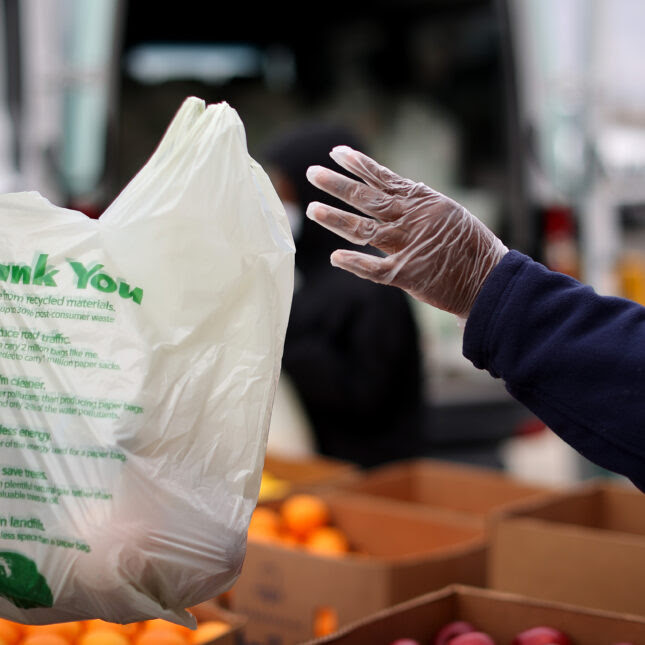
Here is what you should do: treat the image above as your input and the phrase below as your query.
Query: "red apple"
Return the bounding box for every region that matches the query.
[511,626,572,645]
[433,621,477,645]
[389,640,421,645]
[450,632,496,645]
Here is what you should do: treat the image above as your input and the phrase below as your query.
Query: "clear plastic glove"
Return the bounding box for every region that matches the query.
[305,145,508,318]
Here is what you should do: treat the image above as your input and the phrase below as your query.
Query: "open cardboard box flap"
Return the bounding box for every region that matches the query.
[498,478,645,533]
[260,454,360,502]
[263,454,358,488]
[317,491,485,559]
[489,479,645,616]
[338,458,557,521]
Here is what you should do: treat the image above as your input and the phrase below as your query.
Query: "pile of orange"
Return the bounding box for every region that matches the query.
[248,494,351,556]
[0,614,230,645]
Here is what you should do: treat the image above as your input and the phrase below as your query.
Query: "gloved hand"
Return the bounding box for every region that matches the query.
[306,145,508,318]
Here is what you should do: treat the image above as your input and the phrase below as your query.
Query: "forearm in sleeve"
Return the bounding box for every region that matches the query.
[463,250,645,491]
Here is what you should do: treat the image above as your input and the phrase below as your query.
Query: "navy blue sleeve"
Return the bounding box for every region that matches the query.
[463,250,645,491]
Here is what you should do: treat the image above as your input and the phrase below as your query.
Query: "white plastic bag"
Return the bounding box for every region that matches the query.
[0,97,294,625]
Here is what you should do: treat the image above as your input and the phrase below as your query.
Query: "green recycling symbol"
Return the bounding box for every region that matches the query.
[0,552,53,609]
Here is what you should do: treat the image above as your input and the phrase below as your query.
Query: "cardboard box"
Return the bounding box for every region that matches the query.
[260,454,359,501]
[189,599,247,645]
[336,458,555,525]
[489,479,645,615]
[233,492,487,645]
[306,584,645,645]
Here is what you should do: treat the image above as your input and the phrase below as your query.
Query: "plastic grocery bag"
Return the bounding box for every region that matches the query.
[0,97,294,625]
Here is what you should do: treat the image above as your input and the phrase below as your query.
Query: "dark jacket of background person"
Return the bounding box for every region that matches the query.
[263,124,427,467]
[464,250,645,492]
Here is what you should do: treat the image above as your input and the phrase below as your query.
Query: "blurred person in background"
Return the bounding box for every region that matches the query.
[262,123,429,467]
[306,145,645,492]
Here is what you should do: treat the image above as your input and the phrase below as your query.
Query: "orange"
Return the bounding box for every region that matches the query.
[190,621,230,644]
[313,606,338,638]
[84,619,140,638]
[280,494,330,539]
[135,630,189,645]
[0,618,22,645]
[77,632,130,645]
[23,622,82,642]
[247,507,282,543]
[305,526,349,556]
[278,531,301,548]
[22,634,70,645]
[141,618,192,639]
[249,507,281,532]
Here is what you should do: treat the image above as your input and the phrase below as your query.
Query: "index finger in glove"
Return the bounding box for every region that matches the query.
[307,165,403,223]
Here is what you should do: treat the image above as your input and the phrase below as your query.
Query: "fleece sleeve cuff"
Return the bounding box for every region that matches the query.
[462,249,528,375]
